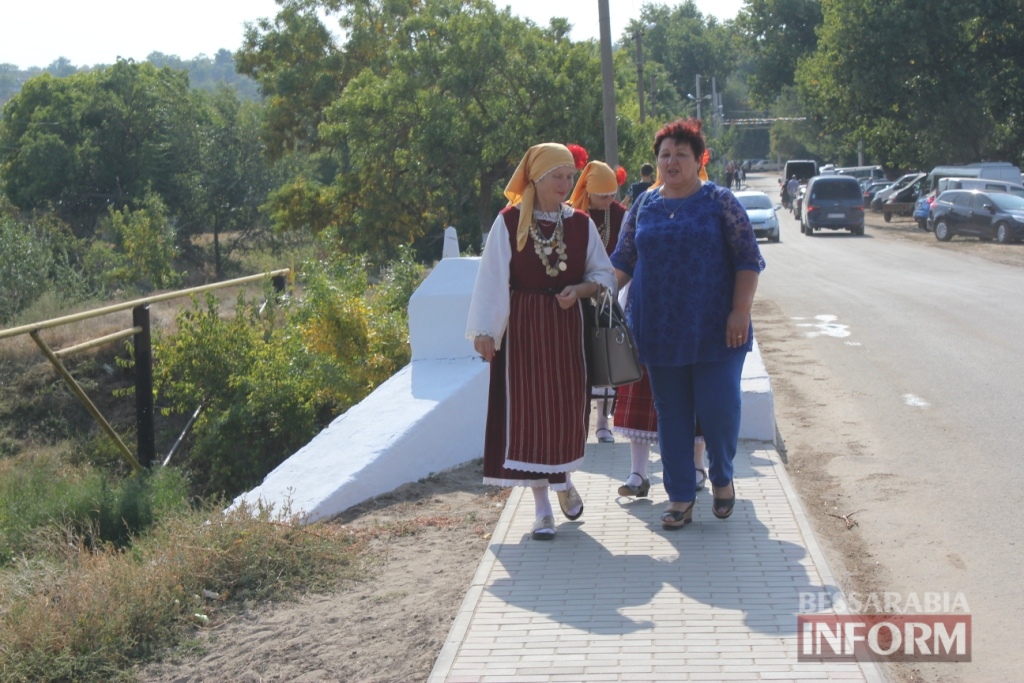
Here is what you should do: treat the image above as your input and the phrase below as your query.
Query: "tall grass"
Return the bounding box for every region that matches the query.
[0,494,362,682]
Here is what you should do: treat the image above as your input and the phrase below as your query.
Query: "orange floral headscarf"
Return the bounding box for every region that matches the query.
[568,161,619,214]
[504,143,576,251]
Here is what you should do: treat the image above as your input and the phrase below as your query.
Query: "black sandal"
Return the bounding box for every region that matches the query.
[617,474,651,498]
[661,501,694,530]
[712,481,736,519]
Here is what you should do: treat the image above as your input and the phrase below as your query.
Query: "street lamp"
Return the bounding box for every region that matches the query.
[634,22,656,124]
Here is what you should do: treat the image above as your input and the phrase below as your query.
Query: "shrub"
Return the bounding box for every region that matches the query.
[153,250,424,499]
[0,452,190,566]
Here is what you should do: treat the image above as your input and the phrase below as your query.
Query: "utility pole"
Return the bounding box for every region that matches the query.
[711,76,721,139]
[598,0,618,169]
[695,74,702,121]
[635,28,646,124]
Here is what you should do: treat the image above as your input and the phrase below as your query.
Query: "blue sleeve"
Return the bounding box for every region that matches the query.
[610,190,646,276]
[717,187,766,273]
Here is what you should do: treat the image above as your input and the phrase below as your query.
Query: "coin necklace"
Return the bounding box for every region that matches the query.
[529,210,567,277]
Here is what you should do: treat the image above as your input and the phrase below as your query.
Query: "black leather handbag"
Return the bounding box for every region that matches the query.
[585,289,642,388]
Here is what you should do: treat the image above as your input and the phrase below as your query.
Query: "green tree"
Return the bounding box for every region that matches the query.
[795,0,1024,170]
[735,0,822,109]
[245,0,605,260]
[0,61,204,236]
[193,87,279,277]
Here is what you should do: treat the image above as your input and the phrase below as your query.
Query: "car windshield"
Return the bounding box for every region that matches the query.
[738,194,773,210]
[812,181,861,200]
[988,193,1024,210]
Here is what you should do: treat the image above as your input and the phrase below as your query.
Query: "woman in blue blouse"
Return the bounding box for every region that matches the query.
[610,118,765,529]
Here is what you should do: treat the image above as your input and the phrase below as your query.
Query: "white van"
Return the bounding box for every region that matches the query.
[834,165,885,181]
[926,162,1022,194]
[936,177,1024,198]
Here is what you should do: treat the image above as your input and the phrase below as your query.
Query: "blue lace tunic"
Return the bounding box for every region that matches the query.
[609,182,766,367]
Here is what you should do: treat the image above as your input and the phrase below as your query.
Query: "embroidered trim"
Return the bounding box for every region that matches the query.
[612,427,658,444]
[503,455,585,474]
[483,477,550,488]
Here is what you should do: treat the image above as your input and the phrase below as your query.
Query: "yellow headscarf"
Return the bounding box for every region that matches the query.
[568,161,618,214]
[504,143,576,251]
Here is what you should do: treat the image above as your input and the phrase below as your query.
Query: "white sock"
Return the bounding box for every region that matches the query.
[595,411,609,432]
[694,437,707,471]
[629,441,650,485]
[532,486,554,519]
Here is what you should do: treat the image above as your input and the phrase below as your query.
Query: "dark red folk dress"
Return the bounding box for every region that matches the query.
[481,206,593,488]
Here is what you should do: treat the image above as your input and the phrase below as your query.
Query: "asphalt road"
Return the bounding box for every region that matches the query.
[742,172,1023,683]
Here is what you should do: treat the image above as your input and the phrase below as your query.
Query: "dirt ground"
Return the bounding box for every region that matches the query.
[137,210,1024,683]
[137,460,509,683]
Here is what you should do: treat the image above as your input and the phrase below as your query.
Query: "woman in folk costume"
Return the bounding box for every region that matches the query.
[568,160,628,444]
[466,143,615,541]
[613,155,713,500]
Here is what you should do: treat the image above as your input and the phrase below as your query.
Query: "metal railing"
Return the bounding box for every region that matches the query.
[0,269,290,473]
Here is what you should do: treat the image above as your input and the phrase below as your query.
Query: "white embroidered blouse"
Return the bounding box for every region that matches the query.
[465,205,616,350]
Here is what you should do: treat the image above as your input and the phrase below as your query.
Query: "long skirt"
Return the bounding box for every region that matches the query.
[481,291,589,490]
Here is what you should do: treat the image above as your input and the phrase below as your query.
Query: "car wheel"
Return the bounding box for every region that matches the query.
[883,211,892,222]
[805,225,814,236]
[996,222,1012,244]
[769,233,780,243]
[852,226,864,236]
[916,220,927,230]
[934,218,953,242]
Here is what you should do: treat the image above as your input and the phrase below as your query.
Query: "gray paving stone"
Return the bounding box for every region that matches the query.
[428,443,884,683]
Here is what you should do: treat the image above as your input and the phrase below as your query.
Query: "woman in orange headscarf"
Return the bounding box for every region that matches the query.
[568,160,628,444]
[466,143,615,541]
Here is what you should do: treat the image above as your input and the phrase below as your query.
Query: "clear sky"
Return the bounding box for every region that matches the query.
[1,0,746,70]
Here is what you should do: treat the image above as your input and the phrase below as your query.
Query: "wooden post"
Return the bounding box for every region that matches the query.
[133,305,155,468]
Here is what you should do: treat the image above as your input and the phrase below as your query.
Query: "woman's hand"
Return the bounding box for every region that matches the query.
[555,285,580,310]
[474,335,496,362]
[725,310,750,348]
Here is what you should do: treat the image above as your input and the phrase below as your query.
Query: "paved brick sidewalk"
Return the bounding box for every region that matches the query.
[429,440,886,682]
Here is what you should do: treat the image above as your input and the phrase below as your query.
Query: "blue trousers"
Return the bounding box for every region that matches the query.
[647,354,745,502]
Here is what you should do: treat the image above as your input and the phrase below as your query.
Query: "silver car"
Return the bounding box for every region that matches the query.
[734,190,782,242]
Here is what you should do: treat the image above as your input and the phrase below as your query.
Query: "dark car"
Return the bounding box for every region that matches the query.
[801,175,865,235]
[871,172,924,212]
[929,190,1024,243]
[862,179,892,207]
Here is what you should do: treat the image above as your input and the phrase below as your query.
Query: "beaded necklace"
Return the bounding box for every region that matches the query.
[597,209,611,247]
[529,210,567,277]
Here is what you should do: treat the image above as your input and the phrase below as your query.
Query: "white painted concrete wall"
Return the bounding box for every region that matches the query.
[233,254,775,522]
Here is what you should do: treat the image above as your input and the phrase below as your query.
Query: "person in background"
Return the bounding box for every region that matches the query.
[786,174,800,209]
[627,163,656,206]
[467,143,615,541]
[568,160,628,443]
[610,118,765,530]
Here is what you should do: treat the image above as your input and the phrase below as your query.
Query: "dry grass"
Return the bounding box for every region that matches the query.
[0,499,364,683]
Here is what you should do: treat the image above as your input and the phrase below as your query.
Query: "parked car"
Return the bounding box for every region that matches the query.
[734,190,781,243]
[751,159,782,172]
[800,175,865,235]
[871,172,924,211]
[929,190,1024,243]
[880,176,927,221]
[863,179,892,207]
